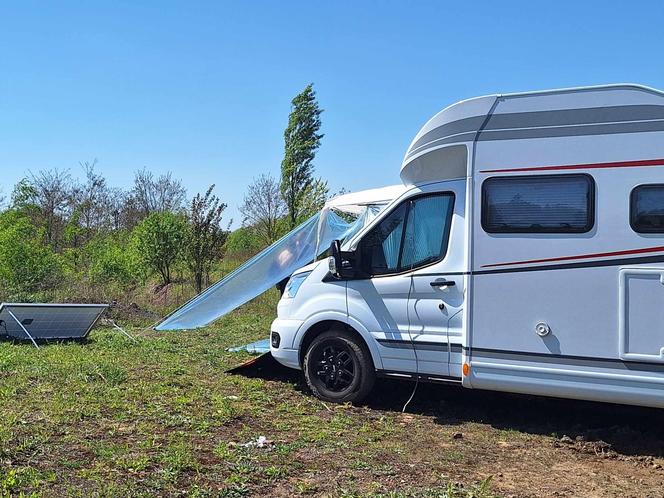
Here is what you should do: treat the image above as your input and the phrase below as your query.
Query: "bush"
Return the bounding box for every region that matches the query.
[0,210,60,300]
[87,232,141,286]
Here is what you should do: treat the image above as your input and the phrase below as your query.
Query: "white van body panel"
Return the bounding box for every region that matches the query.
[466,86,664,408]
[271,84,664,408]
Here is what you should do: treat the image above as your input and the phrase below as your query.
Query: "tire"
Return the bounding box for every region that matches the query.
[303,328,375,404]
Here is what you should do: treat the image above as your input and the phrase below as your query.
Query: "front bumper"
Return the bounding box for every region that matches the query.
[270,317,304,370]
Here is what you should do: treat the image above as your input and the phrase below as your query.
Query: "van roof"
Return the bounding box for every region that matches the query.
[401,84,664,185]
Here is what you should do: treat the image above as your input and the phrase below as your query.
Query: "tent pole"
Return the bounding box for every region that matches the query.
[6,309,39,349]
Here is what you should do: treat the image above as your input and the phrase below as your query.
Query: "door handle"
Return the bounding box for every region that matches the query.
[430,279,455,287]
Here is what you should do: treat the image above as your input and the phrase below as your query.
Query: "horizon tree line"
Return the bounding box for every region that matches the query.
[0,82,330,301]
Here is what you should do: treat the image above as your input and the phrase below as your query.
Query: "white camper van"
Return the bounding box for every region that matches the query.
[270,84,664,409]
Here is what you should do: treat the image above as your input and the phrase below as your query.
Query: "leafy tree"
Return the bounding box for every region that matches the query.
[300,178,329,220]
[280,84,325,228]
[10,178,38,211]
[60,209,86,273]
[132,212,186,286]
[185,185,229,293]
[224,226,263,258]
[0,210,60,299]
[114,169,188,230]
[240,174,287,245]
[64,209,84,248]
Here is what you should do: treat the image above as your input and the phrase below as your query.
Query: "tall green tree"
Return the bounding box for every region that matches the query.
[132,211,186,286]
[280,84,325,228]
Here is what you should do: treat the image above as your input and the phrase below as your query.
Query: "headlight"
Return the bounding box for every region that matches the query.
[284,272,311,299]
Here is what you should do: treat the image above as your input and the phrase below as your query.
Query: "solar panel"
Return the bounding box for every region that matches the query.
[0,303,108,346]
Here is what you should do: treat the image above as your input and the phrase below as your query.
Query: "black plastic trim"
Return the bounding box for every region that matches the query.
[377,338,463,353]
[376,369,462,383]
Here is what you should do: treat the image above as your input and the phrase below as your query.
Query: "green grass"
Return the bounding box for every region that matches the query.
[0,291,497,497]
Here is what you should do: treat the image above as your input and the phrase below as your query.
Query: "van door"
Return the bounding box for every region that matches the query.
[346,182,465,376]
[406,185,465,379]
[346,201,415,373]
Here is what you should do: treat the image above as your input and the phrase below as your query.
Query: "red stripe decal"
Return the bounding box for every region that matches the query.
[480,158,664,174]
[481,245,664,268]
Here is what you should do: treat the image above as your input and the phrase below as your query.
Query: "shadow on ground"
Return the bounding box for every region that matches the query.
[0,336,92,347]
[230,353,664,459]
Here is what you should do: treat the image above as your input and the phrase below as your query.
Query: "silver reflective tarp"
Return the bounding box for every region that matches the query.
[154,185,405,331]
[156,211,358,330]
[227,338,270,354]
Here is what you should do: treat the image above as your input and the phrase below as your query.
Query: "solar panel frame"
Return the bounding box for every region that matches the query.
[0,303,109,344]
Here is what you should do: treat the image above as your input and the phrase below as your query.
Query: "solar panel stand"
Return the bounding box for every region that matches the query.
[6,309,39,349]
[111,321,136,342]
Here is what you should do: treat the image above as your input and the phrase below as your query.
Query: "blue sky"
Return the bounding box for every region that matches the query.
[1,1,664,226]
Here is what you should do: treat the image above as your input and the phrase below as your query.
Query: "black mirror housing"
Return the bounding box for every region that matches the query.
[328,240,355,279]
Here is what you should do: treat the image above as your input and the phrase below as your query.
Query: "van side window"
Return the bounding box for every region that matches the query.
[401,194,455,269]
[631,185,664,233]
[481,174,594,233]
[361,203,407,274]
[360,193,455,275]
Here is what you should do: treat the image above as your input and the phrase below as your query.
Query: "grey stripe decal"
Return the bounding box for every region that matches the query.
[408,116,485,153]
[377,339,463,352]
[405,104,664,161]
[484,105,664,130]
[408,131,478,156]
[470,347,664,374]
[407,119,664,160]
[478,119,664,142]
[475,254,664,275]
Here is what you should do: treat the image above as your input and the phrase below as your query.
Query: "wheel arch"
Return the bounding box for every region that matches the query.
[296,318,383,370]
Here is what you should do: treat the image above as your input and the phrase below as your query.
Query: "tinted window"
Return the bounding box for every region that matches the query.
[401,195,454,269]
[482,174,594,233]
[631,185,664,233]
[360,193,454,275]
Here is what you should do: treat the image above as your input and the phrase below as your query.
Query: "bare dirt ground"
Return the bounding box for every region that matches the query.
[239,355,664,498]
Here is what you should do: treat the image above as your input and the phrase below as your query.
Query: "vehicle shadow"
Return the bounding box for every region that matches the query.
[229,354,664,459]
[370,379,664,459]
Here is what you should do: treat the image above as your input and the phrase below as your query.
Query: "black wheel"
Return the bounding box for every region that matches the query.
[303,328,375,404]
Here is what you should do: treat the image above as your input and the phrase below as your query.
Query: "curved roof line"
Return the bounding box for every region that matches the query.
[401,83,664,182]
[498,82,664,99]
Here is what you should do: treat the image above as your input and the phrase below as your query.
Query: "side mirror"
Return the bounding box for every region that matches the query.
[328,239,343,278]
